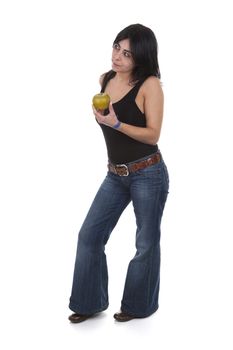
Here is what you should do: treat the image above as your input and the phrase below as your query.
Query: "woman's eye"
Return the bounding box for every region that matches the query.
[113,43,120,50]
[123,51,131,58]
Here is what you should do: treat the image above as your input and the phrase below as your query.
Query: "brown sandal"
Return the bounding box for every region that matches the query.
[113,311,138,322]
[68,313,93,323]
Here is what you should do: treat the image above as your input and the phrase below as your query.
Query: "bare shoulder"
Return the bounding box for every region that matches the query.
[141,76,163,95]
[99,73,106,86]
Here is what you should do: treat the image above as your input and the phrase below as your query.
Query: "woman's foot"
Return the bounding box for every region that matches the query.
[68,313,93,323]
[113,311,139,322]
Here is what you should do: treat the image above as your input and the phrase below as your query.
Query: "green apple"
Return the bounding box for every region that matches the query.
[92,93,110,110]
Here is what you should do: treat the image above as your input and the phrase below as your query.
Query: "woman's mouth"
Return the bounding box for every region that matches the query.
[112,62,120,68]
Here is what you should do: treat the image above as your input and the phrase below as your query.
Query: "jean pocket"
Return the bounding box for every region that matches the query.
[136,161,169,191]
[135,162,163,182]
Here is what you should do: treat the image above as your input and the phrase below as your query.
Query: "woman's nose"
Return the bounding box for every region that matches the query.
[114,51,122,60]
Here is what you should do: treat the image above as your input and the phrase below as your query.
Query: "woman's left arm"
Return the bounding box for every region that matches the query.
[93,77,164,145]
[119,77,164,145]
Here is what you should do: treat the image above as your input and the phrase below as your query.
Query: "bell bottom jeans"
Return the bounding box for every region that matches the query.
[69,152,169,317]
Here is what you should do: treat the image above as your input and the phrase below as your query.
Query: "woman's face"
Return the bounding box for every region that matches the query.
[111,39,135,74]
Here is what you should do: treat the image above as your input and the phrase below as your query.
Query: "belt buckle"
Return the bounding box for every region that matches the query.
[116,164,129,176]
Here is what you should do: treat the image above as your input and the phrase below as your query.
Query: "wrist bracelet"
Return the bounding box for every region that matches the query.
[113,120,121,129]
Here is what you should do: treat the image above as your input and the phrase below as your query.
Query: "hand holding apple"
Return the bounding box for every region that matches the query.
[93,101,121,129]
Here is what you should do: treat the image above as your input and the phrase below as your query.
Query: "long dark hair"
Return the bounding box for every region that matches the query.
[101,23,161,91]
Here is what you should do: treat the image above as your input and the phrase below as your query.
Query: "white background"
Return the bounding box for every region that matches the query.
[0,0,233,349]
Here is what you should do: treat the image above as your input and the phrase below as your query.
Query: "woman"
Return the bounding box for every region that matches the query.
[68,23,169,323]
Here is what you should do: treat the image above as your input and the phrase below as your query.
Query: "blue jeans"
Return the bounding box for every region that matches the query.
[69,152,169,317]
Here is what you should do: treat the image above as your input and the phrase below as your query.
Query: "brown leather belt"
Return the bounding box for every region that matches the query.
[108,153,161,176]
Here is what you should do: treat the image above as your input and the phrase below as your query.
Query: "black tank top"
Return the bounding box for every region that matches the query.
[99,78,158,164]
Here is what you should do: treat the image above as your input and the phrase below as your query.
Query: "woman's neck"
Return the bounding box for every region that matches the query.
[114,72,132,86]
